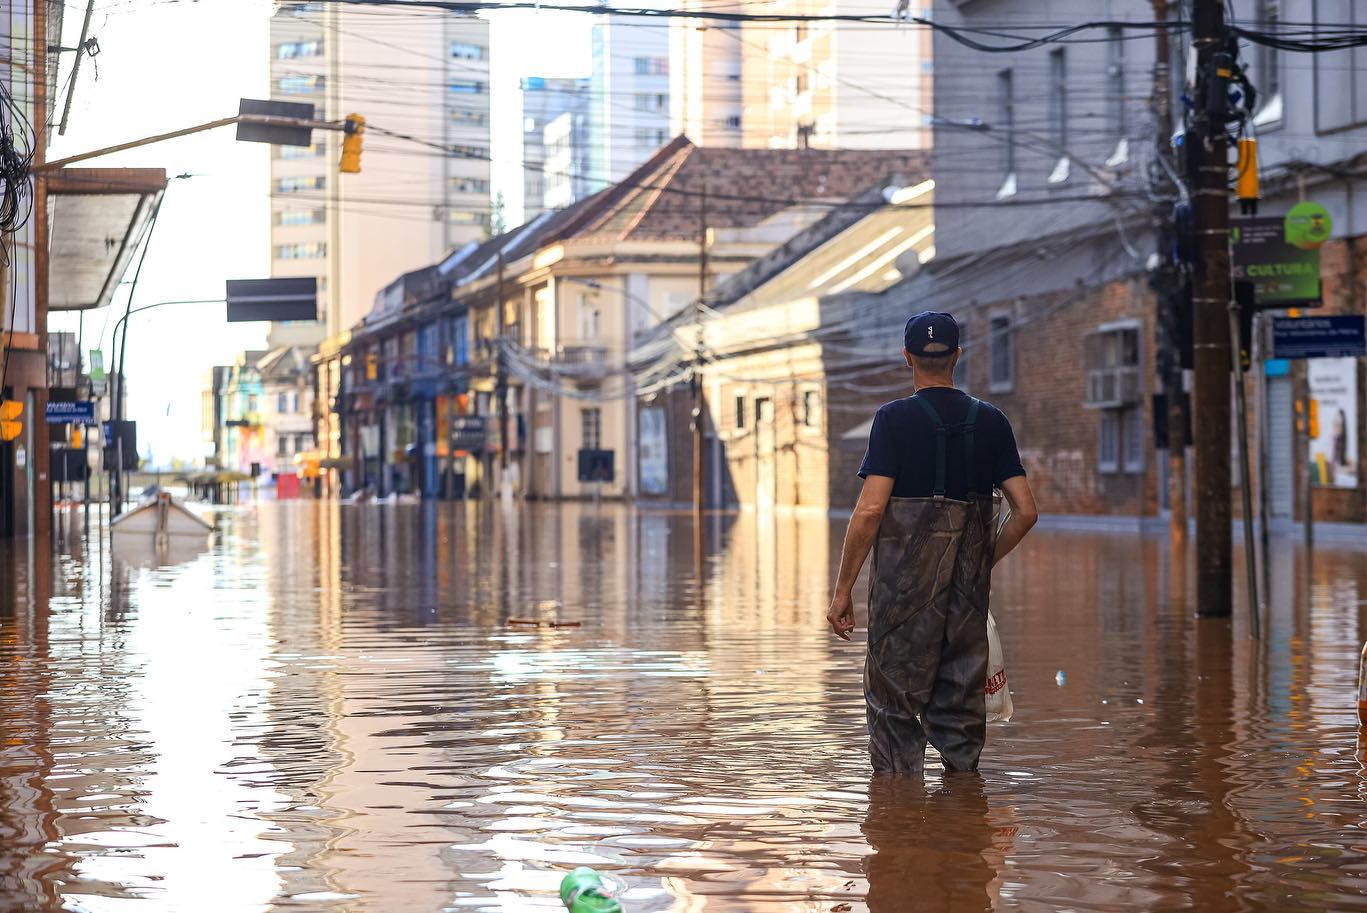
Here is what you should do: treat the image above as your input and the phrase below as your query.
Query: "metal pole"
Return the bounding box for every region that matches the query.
[1302,387,1314,552]
[1152,0,1188,542]
[692,180,707,516]
[1229,303,1261,639]
[57,0,96,136]
[1191,0,1233,617]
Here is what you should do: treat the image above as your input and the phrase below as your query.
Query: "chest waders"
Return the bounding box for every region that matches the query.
[865,394,997,774]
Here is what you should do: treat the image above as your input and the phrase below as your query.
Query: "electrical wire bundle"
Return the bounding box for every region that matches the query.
[0,80,35,238]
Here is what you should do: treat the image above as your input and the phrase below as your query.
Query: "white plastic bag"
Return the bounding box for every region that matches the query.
[986,611,1014,722]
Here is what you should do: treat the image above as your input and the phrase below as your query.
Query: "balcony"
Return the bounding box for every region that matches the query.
[529,343,612,386]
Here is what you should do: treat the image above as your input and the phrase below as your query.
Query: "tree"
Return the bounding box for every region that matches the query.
[489,191,507,237]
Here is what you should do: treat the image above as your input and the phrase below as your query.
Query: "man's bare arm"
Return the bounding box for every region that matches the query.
[828,475,895,639]
[993,474,1037,567]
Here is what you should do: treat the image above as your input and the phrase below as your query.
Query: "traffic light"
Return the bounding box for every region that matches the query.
[1308,399,1320,440]
[340,113,365,174]
[0,400,22,442]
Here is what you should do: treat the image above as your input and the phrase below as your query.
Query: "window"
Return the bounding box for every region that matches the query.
[1083,323,1141,407]
[447,209,487,226]
[631,56,667,75]
[449,143,489,159]
[1258,0,1281,100]
[802,389,822,431]
[581,407,602,449]
[1107,27,1125,138]
[450,40,485,59]
[634,127,669,147]
[277,74,324,94]
[1099,410,1121,474]
[633,93,666,113]
[1099,407,1145,474]
[795,72,808,95]
[724,114,741,129]
[1122,407,1145,472]
[275,175,326,193]
[449,108,488,126]
[449,80,486,94]
[1048,49,1068,183]
[275,208,326,226]
[277,393,289,413]
[276,40,322,58]
[275,241,326,259]
[451,314,469,366]
[278,434,290,457]
[734,395,746,430]
[276,142,325,160]
[449,177,489,194]
[996,68,1015,177]
[989,314,1013,392]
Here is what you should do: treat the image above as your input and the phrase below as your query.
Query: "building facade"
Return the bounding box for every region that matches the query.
[521,77,590,221]
[266,2,493,493]
[669,1,744,147]
[543,109,593,211]
[588,17,672,190]
[738,0,932,151]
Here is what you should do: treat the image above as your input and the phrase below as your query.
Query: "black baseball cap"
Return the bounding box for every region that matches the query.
[904,311,960,356]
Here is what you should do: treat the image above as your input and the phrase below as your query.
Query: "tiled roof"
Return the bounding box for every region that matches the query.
[552,136,928,243]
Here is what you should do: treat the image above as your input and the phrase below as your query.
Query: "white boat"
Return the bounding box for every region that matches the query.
[111,490,214,543]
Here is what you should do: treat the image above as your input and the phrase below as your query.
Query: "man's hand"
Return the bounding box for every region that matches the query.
[828,590,856,640]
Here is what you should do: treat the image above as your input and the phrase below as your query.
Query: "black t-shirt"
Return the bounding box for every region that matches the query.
[858,387,1026,500]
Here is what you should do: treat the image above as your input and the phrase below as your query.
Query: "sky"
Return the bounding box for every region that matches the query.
[48,0,591,466]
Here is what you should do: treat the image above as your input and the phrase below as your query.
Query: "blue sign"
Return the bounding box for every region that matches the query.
[1263,358,1290,378]
[45,400,97,424]
[1271,316,1366,360]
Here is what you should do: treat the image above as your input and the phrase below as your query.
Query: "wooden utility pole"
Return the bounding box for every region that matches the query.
[1152,0,1188,542]
[692,181,708,515]
[496,252,509,485]
[1191,0,1233,617]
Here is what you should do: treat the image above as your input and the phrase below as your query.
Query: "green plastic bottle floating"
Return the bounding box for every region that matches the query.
[559,867,624,913]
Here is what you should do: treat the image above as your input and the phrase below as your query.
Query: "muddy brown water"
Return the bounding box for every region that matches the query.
[1,502,1365,912]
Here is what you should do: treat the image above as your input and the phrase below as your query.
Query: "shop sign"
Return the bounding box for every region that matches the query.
[1232,216,1321,305]
[1308,357,1359,489]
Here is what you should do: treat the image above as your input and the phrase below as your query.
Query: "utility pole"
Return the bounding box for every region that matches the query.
[1152,0,1188,542]
[496,252,510,499]
[1191,0,1233,617]
[692,181,708,515]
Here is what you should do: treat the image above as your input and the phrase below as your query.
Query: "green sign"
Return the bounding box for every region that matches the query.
[1232,216,1321,305]
[1285,201,1333,249]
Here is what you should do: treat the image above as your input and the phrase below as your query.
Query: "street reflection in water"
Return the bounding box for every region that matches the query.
[2,502,1365,912]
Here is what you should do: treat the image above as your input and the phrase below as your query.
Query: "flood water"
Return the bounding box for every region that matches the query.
[2,501,1365,912]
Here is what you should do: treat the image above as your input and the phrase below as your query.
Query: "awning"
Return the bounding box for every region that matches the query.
[47,167,168,311]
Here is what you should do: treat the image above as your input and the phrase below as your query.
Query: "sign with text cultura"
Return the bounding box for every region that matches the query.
[1232,216,1323,306]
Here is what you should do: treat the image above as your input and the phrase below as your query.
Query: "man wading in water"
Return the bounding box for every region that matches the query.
[827,311,1038,774]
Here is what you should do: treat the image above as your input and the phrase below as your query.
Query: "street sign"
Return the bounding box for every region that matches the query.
[451,416,486,452]
[45,400,96,424]
[226,277,318,323]
[1271,315,1367,360]
[236,98,315,146]
[1232,216,1322,306]
[89,348,106,395]
[578,448,614,484]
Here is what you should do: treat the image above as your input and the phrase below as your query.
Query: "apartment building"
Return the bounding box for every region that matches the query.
[588,16,672,189]
[265,2,493,490]
[521,77,590,221]
[669,0,744,146]
[543,108,593,211]
[739,0,931,150]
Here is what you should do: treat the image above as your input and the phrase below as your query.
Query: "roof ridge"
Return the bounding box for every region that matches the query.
[616,144,693,241]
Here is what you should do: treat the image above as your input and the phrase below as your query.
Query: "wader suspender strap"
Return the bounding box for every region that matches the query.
[910,394,982,498]
[963,397,980,495]
[911,394,948,497]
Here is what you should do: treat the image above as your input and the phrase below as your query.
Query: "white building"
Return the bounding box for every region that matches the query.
[588,16,671,189]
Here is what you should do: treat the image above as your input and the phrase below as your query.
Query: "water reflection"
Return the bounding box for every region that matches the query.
[1,502,1365,912]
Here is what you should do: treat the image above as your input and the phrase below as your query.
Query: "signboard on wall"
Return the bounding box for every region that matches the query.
[638,407,668,495]
[1232,217,1322,305]
[1271,316,1366,360]
[1308,357,1358,489]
